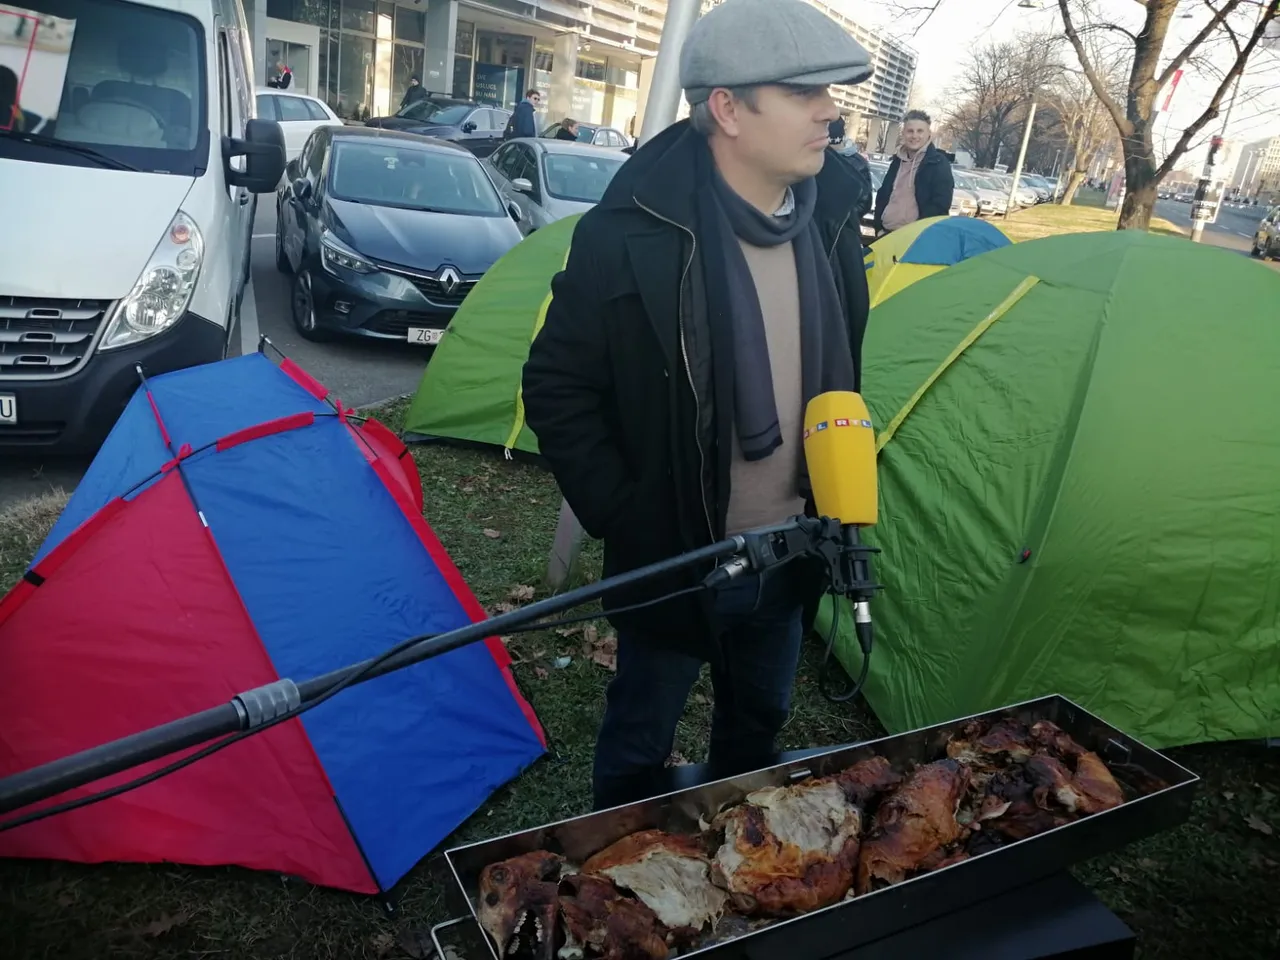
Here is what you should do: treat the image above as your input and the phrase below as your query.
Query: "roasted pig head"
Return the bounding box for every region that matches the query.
[583,829,729,934]
[558,874,669,960]
[476,850,564,959]
[855,760,971,895]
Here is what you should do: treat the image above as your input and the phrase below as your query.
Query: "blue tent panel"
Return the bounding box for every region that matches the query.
[899,216,1010,266]
[181,417,545,890]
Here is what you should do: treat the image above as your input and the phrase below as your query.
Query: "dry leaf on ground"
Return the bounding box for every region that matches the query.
[396,927,431,959]
[508,584,536,602]
[534,666,549,680]
[483,528,502,539]
[1245,814,1274,836]
[491,602,517,615]
[368,931,395,957]
[587,631,617,672]
[555,625,583,638]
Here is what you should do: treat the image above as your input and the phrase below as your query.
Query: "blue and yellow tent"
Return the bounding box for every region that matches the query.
[865,216,1010,308]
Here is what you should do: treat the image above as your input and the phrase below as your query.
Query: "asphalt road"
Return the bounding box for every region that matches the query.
[0,200,432,512]
[1154,197,1280,273]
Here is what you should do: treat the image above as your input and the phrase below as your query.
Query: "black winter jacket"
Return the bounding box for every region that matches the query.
[521,121,871,658]
[873,143,954,230]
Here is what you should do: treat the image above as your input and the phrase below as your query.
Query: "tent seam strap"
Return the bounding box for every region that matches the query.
[875,275,1041,454]
[503,245,571,454]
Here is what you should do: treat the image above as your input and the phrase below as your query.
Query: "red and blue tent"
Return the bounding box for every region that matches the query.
[0,351,546,893]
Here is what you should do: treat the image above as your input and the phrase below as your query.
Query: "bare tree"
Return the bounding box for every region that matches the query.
[942,34,1062,168]
[1044,55,1126,204]
[887,0,1280,230]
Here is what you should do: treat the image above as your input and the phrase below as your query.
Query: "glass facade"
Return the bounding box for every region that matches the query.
[267,0,432,120]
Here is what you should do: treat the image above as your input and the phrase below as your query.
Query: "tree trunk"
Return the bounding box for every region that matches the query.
[1117,145,1159,230]
[1061,169,1088,206]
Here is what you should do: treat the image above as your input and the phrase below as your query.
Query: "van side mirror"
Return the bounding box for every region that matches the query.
[293,179,312,201]
[225,119,286,193]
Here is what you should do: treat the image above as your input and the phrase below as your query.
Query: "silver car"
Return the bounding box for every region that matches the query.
[485,138,629,235]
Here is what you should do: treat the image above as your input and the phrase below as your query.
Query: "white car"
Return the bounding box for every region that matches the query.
[255,89,344,161]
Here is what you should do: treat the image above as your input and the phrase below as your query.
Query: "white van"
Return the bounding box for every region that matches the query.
[0,0,285,452]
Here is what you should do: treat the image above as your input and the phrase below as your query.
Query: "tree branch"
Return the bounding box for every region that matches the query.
[1156,0,1279,179]
[1058,0,1131,135]
[1157,0,1247,90]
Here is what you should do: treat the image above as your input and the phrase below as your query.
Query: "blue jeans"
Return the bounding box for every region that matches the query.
[591,570,805,810]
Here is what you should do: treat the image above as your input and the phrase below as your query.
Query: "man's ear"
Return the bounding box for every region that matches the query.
[706,89,741,138]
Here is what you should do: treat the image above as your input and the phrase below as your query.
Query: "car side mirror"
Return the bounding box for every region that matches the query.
[293,178,312,201]
[511,177,533,193]
[462,121,477,133]
[507,199,523,222]
[224,119,286,193]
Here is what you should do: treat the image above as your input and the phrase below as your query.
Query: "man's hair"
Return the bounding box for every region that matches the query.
[689,85,761,136]
[903,109,931,125]
[561,117,577,128]
[526,88,540,98]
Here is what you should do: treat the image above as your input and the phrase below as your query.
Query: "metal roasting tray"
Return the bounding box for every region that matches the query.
[436,695,1198,960]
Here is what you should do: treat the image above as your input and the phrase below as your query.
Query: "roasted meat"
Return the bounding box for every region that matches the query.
[477,851,564,959]
[1026,753,1124,815]
[711,757,901,916]
[855,760,971,894]
[583,830,728,933]
[558,874,669,960]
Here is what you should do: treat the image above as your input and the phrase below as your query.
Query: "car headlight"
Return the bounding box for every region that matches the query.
[321,230,376,275]
[101,211,203,351]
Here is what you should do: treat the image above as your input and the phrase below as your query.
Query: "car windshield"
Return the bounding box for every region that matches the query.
[0,0,207,174]
[867,163,889,188]
[329,141,505,216]
[542,151,626,203]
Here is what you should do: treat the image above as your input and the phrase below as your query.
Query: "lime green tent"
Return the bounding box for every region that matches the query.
[404,215,581,454]
[817,229,1280,748]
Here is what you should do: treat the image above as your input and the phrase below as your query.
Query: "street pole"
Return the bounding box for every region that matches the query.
[1006,100,1037,214]
[637,0,703,145]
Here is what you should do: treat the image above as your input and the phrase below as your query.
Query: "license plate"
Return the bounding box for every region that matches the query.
[408,327,443,345]
[0,393,15,425]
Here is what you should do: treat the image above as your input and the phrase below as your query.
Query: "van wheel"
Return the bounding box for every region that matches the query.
[276,220,292,274]
[291,270,331,342]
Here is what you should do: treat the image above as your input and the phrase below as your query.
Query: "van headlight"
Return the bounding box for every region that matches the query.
[101,211,204,351]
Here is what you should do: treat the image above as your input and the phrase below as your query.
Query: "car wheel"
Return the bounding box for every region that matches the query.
[1251,238,1263,258]
[275,218,292,274]
[291,270,331,342]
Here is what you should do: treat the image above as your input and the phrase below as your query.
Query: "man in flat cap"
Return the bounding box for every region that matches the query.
[522,0,874,811]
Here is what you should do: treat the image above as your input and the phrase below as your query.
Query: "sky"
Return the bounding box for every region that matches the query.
[853,0,1280,164]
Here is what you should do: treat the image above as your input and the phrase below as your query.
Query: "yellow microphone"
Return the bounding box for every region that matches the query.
[803,391,878,527]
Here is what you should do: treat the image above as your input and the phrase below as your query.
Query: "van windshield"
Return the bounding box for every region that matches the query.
[0,0,207,175]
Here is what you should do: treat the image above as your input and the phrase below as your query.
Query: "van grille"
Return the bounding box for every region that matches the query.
[0,297,111,377]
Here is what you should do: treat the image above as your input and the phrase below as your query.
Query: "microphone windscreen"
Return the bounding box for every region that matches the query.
[803,391,878,527]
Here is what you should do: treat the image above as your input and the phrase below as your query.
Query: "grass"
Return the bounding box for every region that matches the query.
[999,190,1187,243]
[2,399,1277,958]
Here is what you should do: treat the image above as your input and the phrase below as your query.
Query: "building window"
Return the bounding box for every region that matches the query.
[454,18,475,98]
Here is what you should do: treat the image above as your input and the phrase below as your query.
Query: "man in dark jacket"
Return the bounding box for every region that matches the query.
[506,89,541,140]
[401,75,428,109]
[873,109,954,233]
[521,0,874,811]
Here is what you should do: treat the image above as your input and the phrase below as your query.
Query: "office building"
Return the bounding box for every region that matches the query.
[244,0,916,141]
[1232,135,1280,199]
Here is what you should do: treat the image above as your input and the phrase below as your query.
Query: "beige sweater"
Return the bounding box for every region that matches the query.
[881,146,926,232]
[724,239,806,537]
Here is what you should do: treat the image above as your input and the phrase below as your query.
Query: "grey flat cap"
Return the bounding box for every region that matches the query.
[680,0,874,105]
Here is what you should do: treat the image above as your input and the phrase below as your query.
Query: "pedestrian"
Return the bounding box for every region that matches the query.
[268,60,293,90]
[504,88,541,140]
[826,118,873,245]
[521,0,874,811]
[873,109,953,235]
[555,118,580,141]
[401,74,427,109]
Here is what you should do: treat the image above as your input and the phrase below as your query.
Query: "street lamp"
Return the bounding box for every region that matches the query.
[636,0,702,146]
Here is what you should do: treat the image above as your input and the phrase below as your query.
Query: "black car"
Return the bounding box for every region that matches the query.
[274,128,525,344]
[364,98,511,157]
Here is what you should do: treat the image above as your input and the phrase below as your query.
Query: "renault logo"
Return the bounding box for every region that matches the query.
[438,266,461,296]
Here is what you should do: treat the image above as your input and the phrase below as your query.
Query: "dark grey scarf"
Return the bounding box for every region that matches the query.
[698,161,857,463]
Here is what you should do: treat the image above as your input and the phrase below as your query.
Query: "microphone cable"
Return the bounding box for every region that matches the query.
[817,590,872,704]
[0,582,712,833]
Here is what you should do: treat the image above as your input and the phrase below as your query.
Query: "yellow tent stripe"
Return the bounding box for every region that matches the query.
[875,275,1041,454]
[503,245,572,453]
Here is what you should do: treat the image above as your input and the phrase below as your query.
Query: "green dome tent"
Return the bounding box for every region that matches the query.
[404,215,582,455]
[817,229,1280,748]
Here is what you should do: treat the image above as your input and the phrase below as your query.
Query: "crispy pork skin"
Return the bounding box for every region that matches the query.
[855,760,971,894]
[583,830,728,933]
[557,874,669,960]
[477,851,564,959]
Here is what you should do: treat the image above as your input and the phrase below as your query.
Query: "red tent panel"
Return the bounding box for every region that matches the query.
[0,471,374,892]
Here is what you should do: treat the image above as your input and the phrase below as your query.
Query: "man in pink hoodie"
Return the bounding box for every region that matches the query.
[873,110,954,235]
